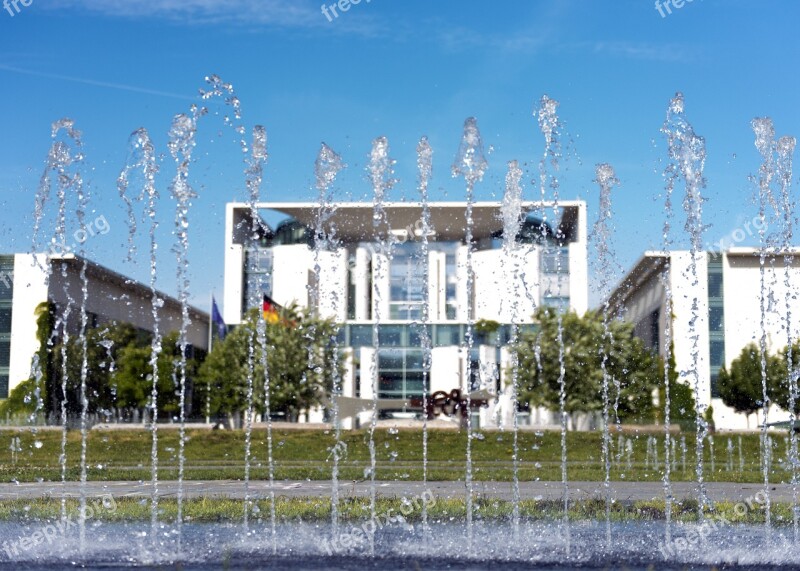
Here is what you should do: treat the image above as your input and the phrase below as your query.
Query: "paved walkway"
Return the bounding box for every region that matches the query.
[0,480,792,503]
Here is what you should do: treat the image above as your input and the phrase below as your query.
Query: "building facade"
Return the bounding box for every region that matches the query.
[0,253,209,400]
[224,201,588,428]
[609,248,800,430]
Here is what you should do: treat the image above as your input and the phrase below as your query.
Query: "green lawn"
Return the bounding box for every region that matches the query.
[0,427,781,484]
[0,496,795,525]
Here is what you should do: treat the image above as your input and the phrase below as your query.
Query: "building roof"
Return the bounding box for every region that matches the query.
[231,201,584,244]
[607,251,669,313]
[48,254,209,323]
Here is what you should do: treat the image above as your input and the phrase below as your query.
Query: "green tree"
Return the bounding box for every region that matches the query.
[718,343,782,428]
[657,342,697,428]
[198,305,343,424]
[512,308,661,426]
[766,341,800,416]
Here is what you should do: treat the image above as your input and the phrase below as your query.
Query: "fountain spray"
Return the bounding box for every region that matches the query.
[452,117,489,552]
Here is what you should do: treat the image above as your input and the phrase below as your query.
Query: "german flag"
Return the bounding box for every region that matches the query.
[263,294,282,324]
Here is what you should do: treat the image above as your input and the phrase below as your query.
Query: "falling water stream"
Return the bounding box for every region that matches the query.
[313,142,345,538]
[753,117,777,533]
[752,118,797,535]
[244,125,268,533]
[367,136,395,556]
[501,159,524,540]
[416,136,434,540]
[663,92,709,519]
[536,95,570,553]
[592,162,620,548]
[167,107,201,550]
[452,117,489,552]
[31,119,88,545]
[117,128,161,543]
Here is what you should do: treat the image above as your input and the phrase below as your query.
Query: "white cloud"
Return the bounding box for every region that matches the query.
[45,0,381,34]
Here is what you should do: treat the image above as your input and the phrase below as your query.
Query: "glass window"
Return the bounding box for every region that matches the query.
[0,375,7,400]
[709,306,724,331]
[541,247,570,275]
[0,256,13,301]
[349,325,373,348]
[709,340,725,367]
[378,349,404,370]
[377,348,426,399]
[0,340,9,368]
[379,326,404,347]
[708,272,723,298]
[435,325,462,347]
[0,307,11,331]
[542,296,570,312]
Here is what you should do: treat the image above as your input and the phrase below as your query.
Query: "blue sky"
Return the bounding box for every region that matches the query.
[1,0,799,310]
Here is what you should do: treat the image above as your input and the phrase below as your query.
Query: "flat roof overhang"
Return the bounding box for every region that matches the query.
[231,201,584,243]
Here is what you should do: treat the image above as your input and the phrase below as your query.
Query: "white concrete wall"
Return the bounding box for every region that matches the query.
[8,254,49,393]
[430,346,461,394]
[223,204,246,325]
[569,202,589,315]
[670,251,711,411]
[271,244,313,310]
[316,249,347,320]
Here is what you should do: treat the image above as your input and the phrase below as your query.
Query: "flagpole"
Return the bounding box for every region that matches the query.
[206,292,213,425]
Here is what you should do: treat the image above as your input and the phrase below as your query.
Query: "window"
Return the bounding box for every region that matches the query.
[708,272,724,299]
[389,242,426,321]
[243,248,273,314]
[378,348,426,399]
[709,306,724,331]
[709,340,725,367]
[541,247,570,275]
[0,307,11,331]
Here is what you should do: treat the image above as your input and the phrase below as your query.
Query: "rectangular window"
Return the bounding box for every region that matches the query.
[243,248,273,315]
[708,272,724,299]
[377,348,425,399]
[349,325,373,348]
[709,340,725,367]
[0,340,9,368]
[541,247,570,275]
[435,325,462,347]
[0,375,7,399]
[709,306,724,331]
[0,307,11,331]
[0,256,13,302]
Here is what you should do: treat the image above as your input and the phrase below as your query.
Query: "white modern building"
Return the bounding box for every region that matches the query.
[0,253,210,400]
[224,201,588,428]
[608,248,800,431]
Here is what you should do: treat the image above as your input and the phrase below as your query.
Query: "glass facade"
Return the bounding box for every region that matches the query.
[243,248,273,311]
[707,258,725,398]
[378,348,425,399]
[540,246,570,311]
[389,242,426,320]
[0,256,12,399]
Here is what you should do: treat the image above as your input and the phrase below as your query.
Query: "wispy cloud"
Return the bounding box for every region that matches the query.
[588,41,695,63]
[44,0,382,35]
[0,64,195,100]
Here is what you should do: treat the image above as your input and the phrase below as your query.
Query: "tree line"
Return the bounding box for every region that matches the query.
[2,302,705,429]
[0,303,341,426]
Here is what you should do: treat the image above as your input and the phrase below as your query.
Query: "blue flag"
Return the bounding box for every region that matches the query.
[211,296,227,341]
